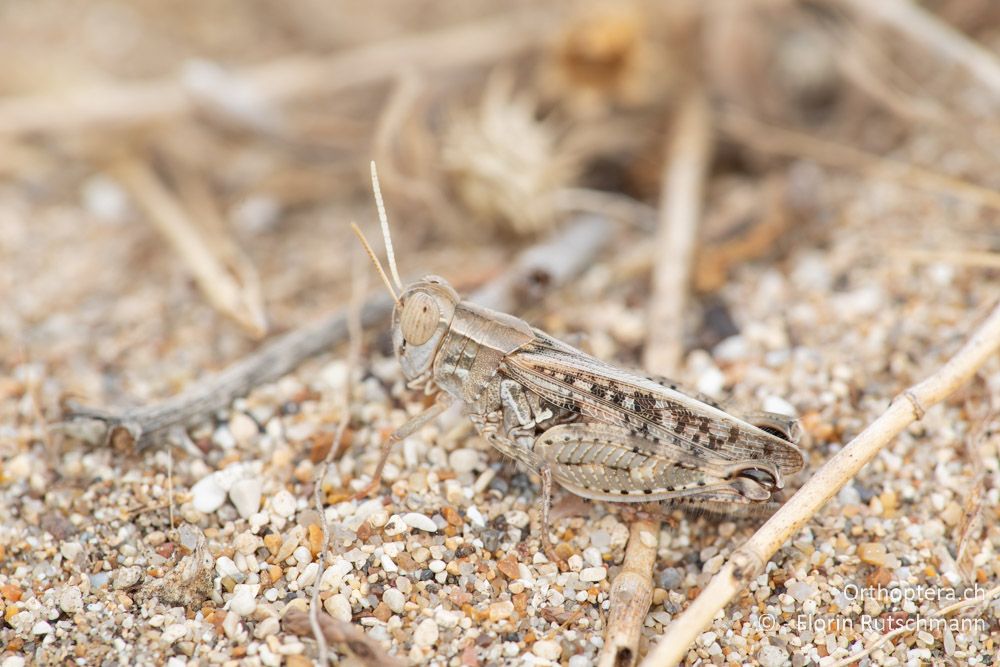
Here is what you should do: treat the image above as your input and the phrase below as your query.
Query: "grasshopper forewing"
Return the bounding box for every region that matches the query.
[351,163,804,561]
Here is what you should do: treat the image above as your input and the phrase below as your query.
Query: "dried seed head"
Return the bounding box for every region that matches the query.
[442,72,578,237]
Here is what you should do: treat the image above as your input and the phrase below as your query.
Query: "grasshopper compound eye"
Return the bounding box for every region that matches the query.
[400,292,439,346]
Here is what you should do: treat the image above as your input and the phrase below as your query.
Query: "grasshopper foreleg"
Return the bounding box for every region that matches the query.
[353,393,453,500]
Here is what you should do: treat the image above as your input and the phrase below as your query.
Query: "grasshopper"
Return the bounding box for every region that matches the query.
[351,164,804,561]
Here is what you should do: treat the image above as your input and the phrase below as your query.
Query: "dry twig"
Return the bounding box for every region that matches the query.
[720,111,1000,212]
[282,608,405,667]
[639,296,1000,666]
[839,0,1000,103]
[601,86,713,667]
[63,214,611,449]
[114,159,268,337]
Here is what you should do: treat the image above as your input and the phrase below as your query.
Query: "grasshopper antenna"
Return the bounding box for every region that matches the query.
[351,222,400,306]
[369,161,404,292]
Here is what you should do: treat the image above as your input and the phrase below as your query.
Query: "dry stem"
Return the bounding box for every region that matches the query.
[639,296,1000,666]
[720,111,1000,212]
[114,159,268,337]
[63,214,610,449]
[0,10,556,138]
[601,86,712,667]
[839,0,1000,103]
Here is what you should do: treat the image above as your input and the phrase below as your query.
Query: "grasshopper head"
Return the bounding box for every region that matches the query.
[393,275,459,382]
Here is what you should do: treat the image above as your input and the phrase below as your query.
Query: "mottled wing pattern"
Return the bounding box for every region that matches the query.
[501,332,804,475]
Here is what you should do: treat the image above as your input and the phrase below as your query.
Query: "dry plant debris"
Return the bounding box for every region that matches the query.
[2,1,1000,666]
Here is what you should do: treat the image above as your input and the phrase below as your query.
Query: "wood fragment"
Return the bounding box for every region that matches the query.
[62,214,611,449]
[639,296,1000,666]
[598,520,660,667]
[282,607,405,667]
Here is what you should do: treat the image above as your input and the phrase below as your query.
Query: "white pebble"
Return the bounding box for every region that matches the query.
[191,474,227,513]
[428,559,446,573]
[325,594,352,622]
[533,640,563,661]
[466,506,486,527]
[160,623,188,643]
[449,448,482,474]
[383,588,406,614]
[401,512,438,533]
[413,618,439,647]
[59,587,83,614]
[216,556,242,581]
[297,563,319,588]
[32,621,53,635]
[2,657,26,667]
[757,645,789,667]
[270,490,297,518]
[381,554,398,573]
[583,547,602,568]
[579,567,607,582]
[383,515,407,536]
[229,412,259,445]
[229,479,263,519]
[254,616,280,639]
[229,588,257,617]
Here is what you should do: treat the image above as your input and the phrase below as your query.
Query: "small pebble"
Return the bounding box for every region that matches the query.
[532,640,562,661]
[579,567,606,582]
[401,512,438,533]
[489,600,514,621]
[191,474,226,513]
[858,542,888,566]
[160,623,188,644]
[59,586,83,614]
[448,448,482,474]
[757,644,790,667]
[270,490,297,518]
[324,594,352,622]
[413,617,439,647]
[383,588,406,614]
[229,588,257,617]
[229,479,263,519]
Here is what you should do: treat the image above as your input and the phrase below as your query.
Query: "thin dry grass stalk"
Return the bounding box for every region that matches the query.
[114,159,268,337]
[720,111,1000,212]
[0,9,558,138]
[639,296,1000,666]
[839,0,1000,103]
[601,85,712,667]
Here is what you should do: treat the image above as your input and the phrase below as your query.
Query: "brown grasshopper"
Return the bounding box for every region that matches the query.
[351,164,804,561]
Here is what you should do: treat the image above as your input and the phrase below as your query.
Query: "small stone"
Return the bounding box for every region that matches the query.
[324,594,352,622]
[270,490,297,518]
[2,657,26,667]
[229,479,263,519]
[703,555,725,575]
[532,640,562,661]
[216,556,243,581]
[488,600,514,621]
[757,644,790,667]
[496,554,520,579]
[441,506,463,527]
[413,618,439,647]
[254,616,280,639]
[229,412,259,446]
[113,566,143,590]
[449,448,482,474]
[579,567,607,582]
[787,581,816,602]
[307,524,325,556]
[191,474,226,513]
[401,513,438,533]
[230,588,257,617]
[383,515,407,536]
[373,602,392,622]
[263,533,283,555]
[32,621,53,635]
[858,542,888,566]
[383,588,406,614]
[466,506,486,527]
[161,623,188,644]
[59,587,83,614]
